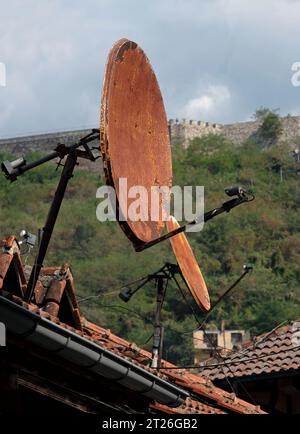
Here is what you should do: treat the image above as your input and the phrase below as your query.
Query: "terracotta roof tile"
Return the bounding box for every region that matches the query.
[201,321,300,381]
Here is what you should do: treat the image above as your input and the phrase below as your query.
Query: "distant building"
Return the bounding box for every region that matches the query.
[193,326,250,363]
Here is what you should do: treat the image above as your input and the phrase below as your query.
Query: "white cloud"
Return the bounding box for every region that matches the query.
[180,85,231,121]
[0,104,14,129]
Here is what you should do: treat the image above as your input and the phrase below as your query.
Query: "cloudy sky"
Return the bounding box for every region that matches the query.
[1,0,300,138]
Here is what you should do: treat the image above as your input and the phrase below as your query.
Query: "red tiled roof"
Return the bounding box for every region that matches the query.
[83,319,265,414]
[0,235,266,414]
[151,398,225,414]
[201,321,300,381]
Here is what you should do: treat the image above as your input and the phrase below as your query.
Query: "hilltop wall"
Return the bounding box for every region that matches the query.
[1,116,300,159]
[169,119,222,148]
[169,115,300,147]
[0,129,91,155]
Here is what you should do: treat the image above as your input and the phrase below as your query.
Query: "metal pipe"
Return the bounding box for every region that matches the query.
[151,277,165,369]
[14,151,59,177]
[25,151,78,302]
[135,196,247,252]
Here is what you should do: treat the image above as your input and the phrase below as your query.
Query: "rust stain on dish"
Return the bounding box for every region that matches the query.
[166,216,211,312]
[100,38,172,246]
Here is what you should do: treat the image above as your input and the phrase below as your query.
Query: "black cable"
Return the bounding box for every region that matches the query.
[139,319,298,373]
[179,268,258,406]
[201,324,238,396]
[80,267,268,354]
[78,263,173,304]
[171,271,257,403]
[173,273,203,325]
[170,273,237,395]
[81,283,292,404]
[81,301,153,326]
[197,269,250,331]
[142,333,154,346]
[77,275,150,303]
[161,267,252,338]
[78,264,255,403]
[178,319,291,363]
[200,323,258,405]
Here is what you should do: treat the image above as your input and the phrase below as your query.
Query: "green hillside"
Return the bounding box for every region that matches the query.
[1,134,300,365]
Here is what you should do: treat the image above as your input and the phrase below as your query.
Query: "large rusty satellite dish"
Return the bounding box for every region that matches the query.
[100,38,172,247]
[166,216,211,312]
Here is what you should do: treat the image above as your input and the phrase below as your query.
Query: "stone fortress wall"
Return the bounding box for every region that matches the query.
[169,115,300,147]
[1,116,300,158]
[0,129,91,155]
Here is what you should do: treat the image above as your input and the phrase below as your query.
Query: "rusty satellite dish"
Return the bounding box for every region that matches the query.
[166,216,211,312]
[100,38,172,247]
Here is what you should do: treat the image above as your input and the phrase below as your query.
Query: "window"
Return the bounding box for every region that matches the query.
[231,332,242,347]
[204,332,218,348]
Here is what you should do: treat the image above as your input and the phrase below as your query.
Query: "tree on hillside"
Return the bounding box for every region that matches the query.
[254,107,283,142]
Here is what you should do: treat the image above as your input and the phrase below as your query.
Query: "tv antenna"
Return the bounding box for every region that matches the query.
[119,260,253,369]
[1,129,100,302]
[119,262,183,369]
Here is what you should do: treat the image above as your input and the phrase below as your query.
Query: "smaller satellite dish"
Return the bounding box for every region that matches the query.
[166,216,210,312]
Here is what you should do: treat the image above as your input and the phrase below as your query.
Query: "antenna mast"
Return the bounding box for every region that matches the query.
[1,129,100,302]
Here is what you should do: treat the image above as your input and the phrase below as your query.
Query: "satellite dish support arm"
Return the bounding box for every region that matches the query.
[25,150,78,302]
[1,129,101,303]
[135,192,254,252]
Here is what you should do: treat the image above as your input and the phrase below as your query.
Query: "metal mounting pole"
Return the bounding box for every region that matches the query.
[151,277,165,369]
[1,130,100,303]
[25,150,78,302]
[135,193,254,252]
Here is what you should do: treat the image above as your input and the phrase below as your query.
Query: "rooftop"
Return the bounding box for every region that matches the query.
[0,234,265,414]
[201,320,300,382]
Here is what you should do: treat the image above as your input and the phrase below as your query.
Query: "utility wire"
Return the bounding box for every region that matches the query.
[78,265,267,404]
[199,319,290,364]
[77,275,149,303]
[142,333,154,347]
[79,275,293,405]
[197,269,251,331]
[79,271,288,367]
[171,272,257,404]
[81,301,153,325]
[171,274,237,395]
[134,317,297,372]
[166,319,290,355]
